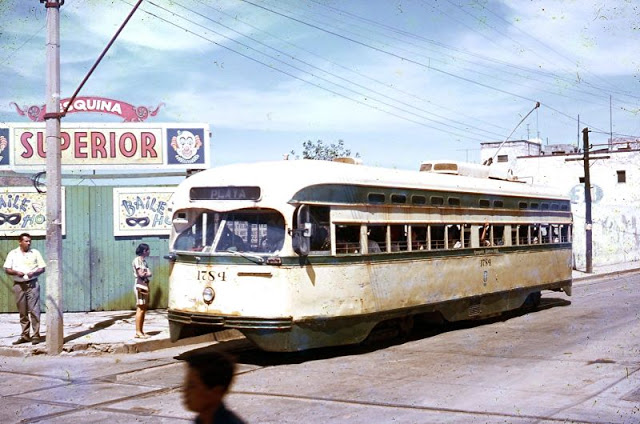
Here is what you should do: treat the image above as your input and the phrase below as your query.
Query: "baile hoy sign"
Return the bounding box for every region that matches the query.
[0,187,66,237]
[0,122,209,170]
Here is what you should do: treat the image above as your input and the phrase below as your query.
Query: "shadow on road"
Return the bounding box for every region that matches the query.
[177,297,572,367]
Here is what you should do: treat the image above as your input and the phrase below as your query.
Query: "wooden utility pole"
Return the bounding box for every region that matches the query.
[582,128,593,274]
[39,0,143,353]
[42,0,64,354]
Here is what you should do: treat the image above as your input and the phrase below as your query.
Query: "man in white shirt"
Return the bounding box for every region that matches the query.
[3,233,46,345]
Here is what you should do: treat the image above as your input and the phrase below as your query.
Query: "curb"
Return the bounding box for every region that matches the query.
[0,329,244,357]
[572,267,640,283]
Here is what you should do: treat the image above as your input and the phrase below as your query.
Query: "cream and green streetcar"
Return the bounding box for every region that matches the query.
[166,159,572,352]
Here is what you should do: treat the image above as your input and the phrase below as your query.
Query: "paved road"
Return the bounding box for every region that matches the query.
[2,273,639,423]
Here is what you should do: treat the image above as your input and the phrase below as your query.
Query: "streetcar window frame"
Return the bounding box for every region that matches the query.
[391,194,407,204]
[411,195,426,205]
[368,193,386,204]
[430,196,444,206]
[448,197,461,206]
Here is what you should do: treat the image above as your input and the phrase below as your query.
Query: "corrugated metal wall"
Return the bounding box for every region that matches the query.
[0,186,170,312]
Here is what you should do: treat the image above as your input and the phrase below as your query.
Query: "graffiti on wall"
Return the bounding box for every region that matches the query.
[568,184,604,204]
[113,187,174,236]
[0,187,66,236]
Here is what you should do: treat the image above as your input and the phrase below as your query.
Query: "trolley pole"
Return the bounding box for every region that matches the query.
[582,128,593,274]
[42,0,64,354]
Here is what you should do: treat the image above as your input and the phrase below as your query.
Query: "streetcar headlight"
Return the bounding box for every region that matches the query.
[202,287,215,304]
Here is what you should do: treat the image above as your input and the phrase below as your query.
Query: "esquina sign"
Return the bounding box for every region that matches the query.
[10,96,163,122]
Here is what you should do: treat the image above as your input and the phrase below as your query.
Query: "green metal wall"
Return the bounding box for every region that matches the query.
[0,186,170,312]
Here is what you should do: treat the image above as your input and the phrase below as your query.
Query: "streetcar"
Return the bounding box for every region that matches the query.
[166,159,572,352]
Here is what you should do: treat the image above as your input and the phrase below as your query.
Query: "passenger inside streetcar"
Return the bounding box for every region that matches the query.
[217,225,246,252]
[261,218,285,253]
[367,226,386,253]
[447,225,462,249]
[480,222,491,246]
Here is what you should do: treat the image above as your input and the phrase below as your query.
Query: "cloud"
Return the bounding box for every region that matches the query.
[495,0,639,75]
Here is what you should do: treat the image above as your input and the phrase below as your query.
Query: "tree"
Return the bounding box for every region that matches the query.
[289,139,360,161]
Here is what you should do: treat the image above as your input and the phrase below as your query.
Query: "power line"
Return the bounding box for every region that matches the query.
[239,0,607,133]
[169,0,507,140]
[124,0,489,142]
[296,0,639,109]
[469,0,640,101]
[193,0,512,133]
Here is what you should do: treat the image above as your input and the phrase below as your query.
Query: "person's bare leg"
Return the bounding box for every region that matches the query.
[135,306,146,337]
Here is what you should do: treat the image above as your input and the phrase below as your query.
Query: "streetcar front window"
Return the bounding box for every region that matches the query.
[172,209,285,254]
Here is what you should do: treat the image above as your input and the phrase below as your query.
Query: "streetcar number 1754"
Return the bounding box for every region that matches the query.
[197,270,227,282]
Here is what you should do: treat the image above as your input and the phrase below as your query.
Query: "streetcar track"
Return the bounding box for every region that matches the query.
[14,385,183,423]
[229,390,611,424]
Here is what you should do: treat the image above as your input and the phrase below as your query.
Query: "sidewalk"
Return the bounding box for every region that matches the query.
[571,260,640,282]
[1,261,638,357]
[0,309,243,357]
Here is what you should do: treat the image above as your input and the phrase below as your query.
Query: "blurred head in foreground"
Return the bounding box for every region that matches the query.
[181,350,245,424]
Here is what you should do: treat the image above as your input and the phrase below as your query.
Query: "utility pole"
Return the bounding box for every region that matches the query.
[42,0,64,354]
[41,0,64,354]
[582,128,593,274]
[609,95,613,148]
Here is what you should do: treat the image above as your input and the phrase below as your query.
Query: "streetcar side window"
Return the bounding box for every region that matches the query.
[430,225,446,249]
[527,224,540,244]
[411,225,428,251]
[478,223,491,246]
[336,224,361,254]
[540,224,550,244]
[560,225,571,242]
[476,223,505,247]
[447,225,462,249]
[367,224,386,253]
[390,225,408,251]
[550,225,560,243]
[493,225,505,246]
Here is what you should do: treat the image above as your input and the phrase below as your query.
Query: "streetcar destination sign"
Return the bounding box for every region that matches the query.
[190,186,261,201]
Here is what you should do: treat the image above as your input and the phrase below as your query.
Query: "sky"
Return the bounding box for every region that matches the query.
[1,0,639,171]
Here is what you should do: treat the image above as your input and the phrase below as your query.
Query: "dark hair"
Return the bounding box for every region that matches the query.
[19,233,31,241]
[182,350,236,391]
[136,243,150,256]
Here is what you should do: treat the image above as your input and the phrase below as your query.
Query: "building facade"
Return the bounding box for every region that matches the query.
[481,139,640,269]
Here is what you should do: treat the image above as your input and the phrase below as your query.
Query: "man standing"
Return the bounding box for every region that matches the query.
[3,233,46,345]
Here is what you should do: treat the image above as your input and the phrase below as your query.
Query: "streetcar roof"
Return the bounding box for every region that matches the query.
[171,160,567,211]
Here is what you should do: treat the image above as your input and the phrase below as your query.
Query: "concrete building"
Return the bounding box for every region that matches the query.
[481,138,640,270]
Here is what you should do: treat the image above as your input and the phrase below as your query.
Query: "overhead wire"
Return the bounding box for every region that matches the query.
[123,0,490,142]
[172,0,507,139]
[269,0,621,111]
[294,0,640,140]
[292,0,638,112]
[239,0,608,134]
[192,0,511,133]
[434,0,640,120]
[469,0,640,102]
[0,24,46,65]
[1,0,90,65]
